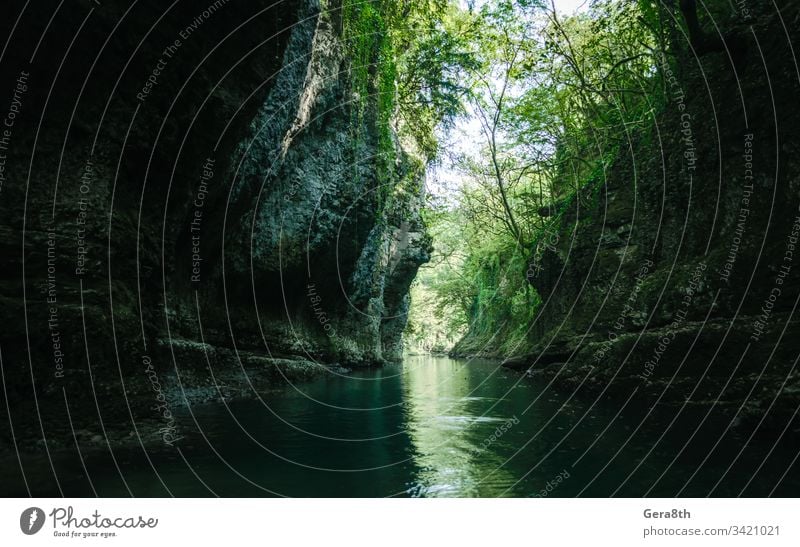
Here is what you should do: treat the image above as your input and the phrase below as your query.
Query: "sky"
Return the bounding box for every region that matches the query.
[460,0,591,14]
[427,0,591,204]
[549,0,591,15]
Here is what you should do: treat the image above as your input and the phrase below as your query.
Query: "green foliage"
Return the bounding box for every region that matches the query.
[391,1,479,159]
[341,0,475,216]
[405,209,467,352]
[341,0,394,201]
[343,0,682,354]
[405,0,676,354]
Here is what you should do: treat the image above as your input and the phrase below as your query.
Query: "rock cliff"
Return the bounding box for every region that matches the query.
[0,0,429,452]
[505,2,800,427]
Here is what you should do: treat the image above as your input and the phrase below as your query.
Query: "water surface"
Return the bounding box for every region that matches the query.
[21,355,800,496]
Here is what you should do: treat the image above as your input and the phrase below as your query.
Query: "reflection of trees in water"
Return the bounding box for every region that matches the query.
[401,356,517,496]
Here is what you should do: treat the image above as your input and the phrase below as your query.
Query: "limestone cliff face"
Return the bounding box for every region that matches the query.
[178,0,432,365]
[507,2,800,425]
[0,0,429,449]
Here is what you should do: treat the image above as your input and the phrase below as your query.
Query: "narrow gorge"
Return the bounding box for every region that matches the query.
[1,0,798,498]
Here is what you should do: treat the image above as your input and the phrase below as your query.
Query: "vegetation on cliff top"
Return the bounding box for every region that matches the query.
[339,0,475,226]
[405,0,740,354]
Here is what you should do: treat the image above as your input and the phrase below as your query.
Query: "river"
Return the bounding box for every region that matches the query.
[23,355,800,497]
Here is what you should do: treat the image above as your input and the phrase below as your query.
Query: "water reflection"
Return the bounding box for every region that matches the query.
[402,355,521,497]
[14,355,799,497]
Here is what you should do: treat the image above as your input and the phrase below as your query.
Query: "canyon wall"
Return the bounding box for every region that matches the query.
[0,0,429,451]
[505,2,800,426]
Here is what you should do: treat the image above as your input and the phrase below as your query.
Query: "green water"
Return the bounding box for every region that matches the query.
[21,356,800,496]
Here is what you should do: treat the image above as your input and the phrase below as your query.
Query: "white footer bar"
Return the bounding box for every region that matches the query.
[1,498,796,546]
